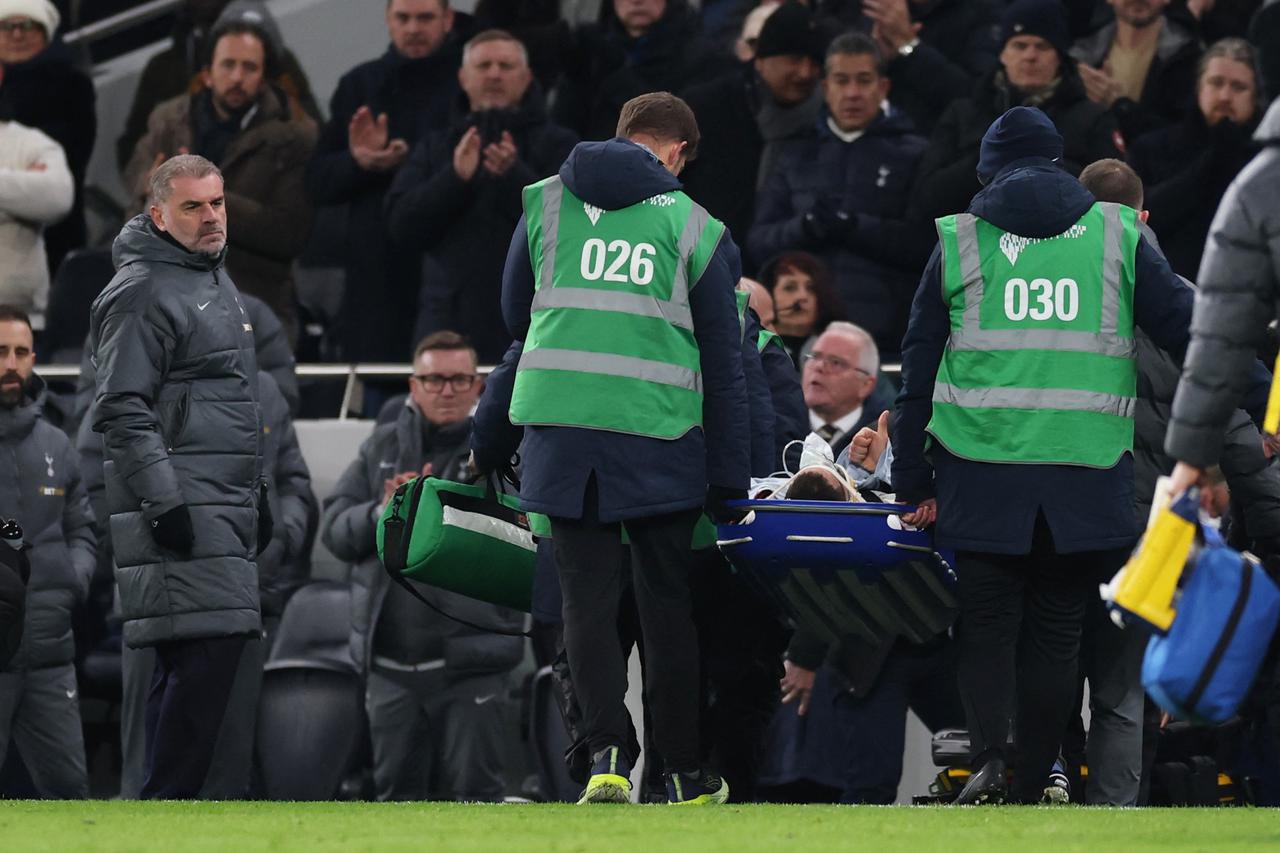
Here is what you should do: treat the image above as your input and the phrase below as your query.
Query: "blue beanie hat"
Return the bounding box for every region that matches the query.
[976,106,1064,183]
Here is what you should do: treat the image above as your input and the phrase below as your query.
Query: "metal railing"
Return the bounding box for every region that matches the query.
[63,0,182,47]
[38,360,902,420]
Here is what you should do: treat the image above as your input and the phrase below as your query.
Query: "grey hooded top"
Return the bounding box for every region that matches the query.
[90,214,263,648]
[0,375,96,671]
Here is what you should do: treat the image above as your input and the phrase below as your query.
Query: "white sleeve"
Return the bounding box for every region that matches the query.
[0,130,74,225]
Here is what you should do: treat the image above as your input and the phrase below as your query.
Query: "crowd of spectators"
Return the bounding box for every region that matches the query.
[0,0,1277,804]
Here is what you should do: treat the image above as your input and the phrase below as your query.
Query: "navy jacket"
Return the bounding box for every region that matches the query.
[760,333,808,473]
[891,158,1195,555]
[748,110,931,357]
[482,139,750,522]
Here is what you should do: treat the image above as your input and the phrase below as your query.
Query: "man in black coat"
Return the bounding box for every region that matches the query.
[1070,0,1203,142]
[891,107,1212,805]
[912,0,1122,223]
[749,32,930,356]
[554,0,734,140]
[853,0,1004,136]
[0,0,95,274]
[305,0,463,364]
[1127,37,1262,280]
[386,30,577,364]
[681,1,824,251]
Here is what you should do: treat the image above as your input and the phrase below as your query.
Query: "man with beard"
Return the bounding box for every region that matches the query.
[117,0,320,169]
[1070,0,1203,141]
[0,305,96,799]
[1127,38,1262,279]
[90,155,267,799]
[385,29,577,364]
[122,14,317,338]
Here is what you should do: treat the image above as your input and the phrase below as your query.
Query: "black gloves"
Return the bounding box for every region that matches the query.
[801,198,853,247]
[150,505,194,554]
[257,483,274,556]
[705,485,749,525]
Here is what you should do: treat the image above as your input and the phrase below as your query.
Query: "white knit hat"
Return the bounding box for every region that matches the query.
[0,0,60,37]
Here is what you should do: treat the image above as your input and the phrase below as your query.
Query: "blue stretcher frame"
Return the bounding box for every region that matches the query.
[716,500,959,650]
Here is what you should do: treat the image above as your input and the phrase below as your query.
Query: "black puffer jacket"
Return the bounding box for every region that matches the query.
[0,376,95,671]
[1167,99,1280,468]
[90,215,263,648]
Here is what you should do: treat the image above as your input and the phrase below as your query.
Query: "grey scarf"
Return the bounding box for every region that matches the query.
[756,85,822,188]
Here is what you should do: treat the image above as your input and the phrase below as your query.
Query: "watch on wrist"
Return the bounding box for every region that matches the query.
[898,37,920,58]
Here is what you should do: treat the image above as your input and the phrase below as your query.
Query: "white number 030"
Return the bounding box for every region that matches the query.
[1003,277,1079,322]
[580,239,656,286]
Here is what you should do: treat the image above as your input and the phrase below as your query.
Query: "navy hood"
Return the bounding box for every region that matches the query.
[977,106,1064,184]
[558,138,681,210]
[969,160,1095,239]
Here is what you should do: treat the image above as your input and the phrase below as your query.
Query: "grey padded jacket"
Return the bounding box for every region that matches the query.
[90,215,264,648]
[1167,100,1280,468]
[0,376,96,671]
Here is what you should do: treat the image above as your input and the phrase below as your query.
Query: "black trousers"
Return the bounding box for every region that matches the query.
[551,504,703,773]
[141,635,248,799]
[955,516,1126,803]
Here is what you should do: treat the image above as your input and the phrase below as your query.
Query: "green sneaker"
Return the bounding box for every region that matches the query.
[666,768,729,805]
[577,746,633,804]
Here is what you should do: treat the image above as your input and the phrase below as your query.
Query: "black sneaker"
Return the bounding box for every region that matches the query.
[954,756,1008,805]
[665,768,729,805]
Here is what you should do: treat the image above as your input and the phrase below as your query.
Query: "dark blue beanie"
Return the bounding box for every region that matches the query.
[1001,0,1072,60]
[976,106,1064,183]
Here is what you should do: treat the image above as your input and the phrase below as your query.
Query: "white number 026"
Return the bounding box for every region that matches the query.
[1003,277,1079,322]
[580,239,656,286]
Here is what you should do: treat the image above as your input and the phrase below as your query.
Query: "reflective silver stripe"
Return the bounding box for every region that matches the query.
[933,382,1136,418]
[442,506,536,553]
[520,347,702,392]
[953,214,984,331]
[1099,202,1123,335]
[538,177,564,295]
[949,328,1136,358]
[532,287,693,330]
[672,202,710,303]
[948,210,1133,356]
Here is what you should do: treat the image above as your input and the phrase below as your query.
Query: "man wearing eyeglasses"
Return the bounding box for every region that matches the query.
[320,329,525,802]
[801,321,892,458]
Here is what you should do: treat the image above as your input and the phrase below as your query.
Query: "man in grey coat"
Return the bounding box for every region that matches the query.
[0,306,96,799]
[1168,95,1280,493]
[90,154,267,800]
[321,330,524,801]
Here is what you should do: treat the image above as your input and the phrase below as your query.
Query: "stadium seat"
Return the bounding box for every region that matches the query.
[43,248,115,364]
[527,665,579,803]
[257,581,365,800]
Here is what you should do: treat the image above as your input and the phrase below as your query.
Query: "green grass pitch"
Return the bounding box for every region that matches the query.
[2,801,1279,852]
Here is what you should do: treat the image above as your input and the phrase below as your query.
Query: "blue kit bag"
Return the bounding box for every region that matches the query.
[1142,527,1280,724]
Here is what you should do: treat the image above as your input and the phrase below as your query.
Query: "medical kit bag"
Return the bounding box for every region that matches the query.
[378,475,536,613]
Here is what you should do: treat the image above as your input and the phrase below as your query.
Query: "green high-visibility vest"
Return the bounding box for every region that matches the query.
[510,176,725,439]
[735,288,783,353]
[926,202,1140,467]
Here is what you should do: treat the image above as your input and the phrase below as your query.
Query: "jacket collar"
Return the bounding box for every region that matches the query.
[0,374,46,443]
